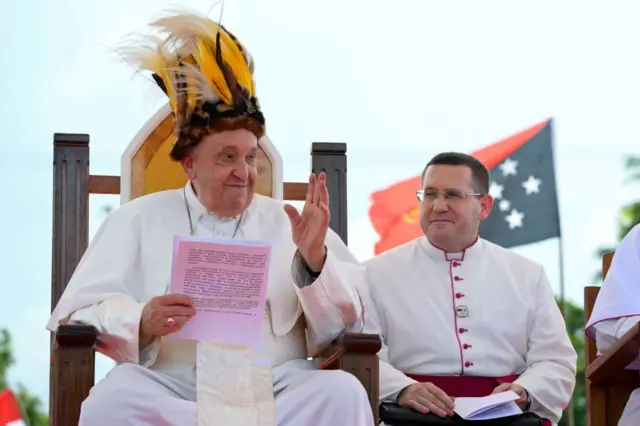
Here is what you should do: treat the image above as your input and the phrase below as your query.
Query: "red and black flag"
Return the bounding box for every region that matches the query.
[478,118,560,248]
[368,119,560,253]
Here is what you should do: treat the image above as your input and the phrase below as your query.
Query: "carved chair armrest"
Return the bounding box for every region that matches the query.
[315,332,382,368]
[50,324,98,426]
[587,322,640,387]
[315,333,382,425]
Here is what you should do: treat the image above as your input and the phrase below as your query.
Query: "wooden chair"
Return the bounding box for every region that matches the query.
[49,103,382,426]
[584,252,640,426]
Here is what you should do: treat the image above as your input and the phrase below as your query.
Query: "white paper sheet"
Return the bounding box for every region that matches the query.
[454,390,523,420]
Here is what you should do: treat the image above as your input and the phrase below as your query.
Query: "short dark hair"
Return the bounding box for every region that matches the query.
[421,152,490,194]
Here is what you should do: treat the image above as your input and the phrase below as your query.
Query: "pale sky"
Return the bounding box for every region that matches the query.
[1,0,639,410]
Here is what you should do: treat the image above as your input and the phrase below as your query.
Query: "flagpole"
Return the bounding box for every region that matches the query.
[559,229,575,426]
[549,117,567,319]
[550,117,574,426]
[558,233,575,426]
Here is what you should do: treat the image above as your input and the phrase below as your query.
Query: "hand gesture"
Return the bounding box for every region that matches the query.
[397,382,455,418]
[492,383,529,409]
[283,172,330,271]
[139,294,196,348]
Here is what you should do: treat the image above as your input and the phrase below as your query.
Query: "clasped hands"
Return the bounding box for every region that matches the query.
[139,173,331,347]
[397,381,529,418]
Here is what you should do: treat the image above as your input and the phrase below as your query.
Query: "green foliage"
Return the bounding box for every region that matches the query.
[622,155,640,183]
[0,330,13,390]
[15,383,48,426]
[0,328,48,425]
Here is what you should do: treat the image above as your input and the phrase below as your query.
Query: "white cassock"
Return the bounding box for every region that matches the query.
[585,224,640,426]
[47,182,374,426]
[360,236,577,425]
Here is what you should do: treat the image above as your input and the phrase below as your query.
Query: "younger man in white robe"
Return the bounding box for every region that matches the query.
[363,152,577,425]
[46,11,374,426]
[585,223,640,426]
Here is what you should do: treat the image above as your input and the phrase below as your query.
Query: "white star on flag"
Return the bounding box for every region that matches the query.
[498,199,511,212]
[489,181,504,199]
[499,158,518,176]
[522,175,542,195]
[505,209,524,229]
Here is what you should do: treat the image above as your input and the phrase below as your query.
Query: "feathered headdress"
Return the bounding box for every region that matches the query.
[120,9,265,161]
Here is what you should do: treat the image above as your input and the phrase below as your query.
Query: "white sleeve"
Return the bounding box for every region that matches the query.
[47,208,160,366]
[512,266,578,424]
[361,267,417,402]
[291,229,367,353]
[586,224,640,337]
[594,316,640,353]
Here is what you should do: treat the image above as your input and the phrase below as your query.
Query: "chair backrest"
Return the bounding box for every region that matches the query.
[585,251,637,426]
[119,103,284,203]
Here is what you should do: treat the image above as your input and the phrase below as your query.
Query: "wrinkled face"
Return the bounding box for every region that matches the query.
[181,129,258,217]
[419,165,493,248]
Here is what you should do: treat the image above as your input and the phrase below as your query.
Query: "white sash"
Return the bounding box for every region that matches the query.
[195,308,276,426]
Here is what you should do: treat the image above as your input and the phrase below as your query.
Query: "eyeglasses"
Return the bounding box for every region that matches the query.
[416,189,484,204]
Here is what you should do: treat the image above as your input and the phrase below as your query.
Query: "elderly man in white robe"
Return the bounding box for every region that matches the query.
[46,11,374,426]
[362,152,577,425]
[585,223,640,426]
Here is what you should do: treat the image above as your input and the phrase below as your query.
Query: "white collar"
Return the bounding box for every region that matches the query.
[419,235,484,262]
[183,181,254,224]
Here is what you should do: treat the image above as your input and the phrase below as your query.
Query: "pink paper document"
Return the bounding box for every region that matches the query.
[168,235,272,349]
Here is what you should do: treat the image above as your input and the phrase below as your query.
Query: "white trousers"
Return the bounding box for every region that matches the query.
[79,361,375,426]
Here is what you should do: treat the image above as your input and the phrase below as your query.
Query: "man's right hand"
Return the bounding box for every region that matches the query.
[139,294,196,348]
[397,382,455,418]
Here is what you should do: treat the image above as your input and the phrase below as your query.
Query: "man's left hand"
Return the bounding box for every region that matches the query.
[492,383,530,410]
[284,172,330,272]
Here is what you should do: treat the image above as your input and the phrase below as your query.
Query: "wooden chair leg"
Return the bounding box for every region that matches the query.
[51,325,97,426]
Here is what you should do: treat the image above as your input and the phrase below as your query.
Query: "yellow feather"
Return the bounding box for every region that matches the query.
[151,12,254,97]
[180,56,198,115]
[192,37,232,104]
[155,50,179,113]
[206,23,254,96]
[120,9,259,119]
[160,70,178,114]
